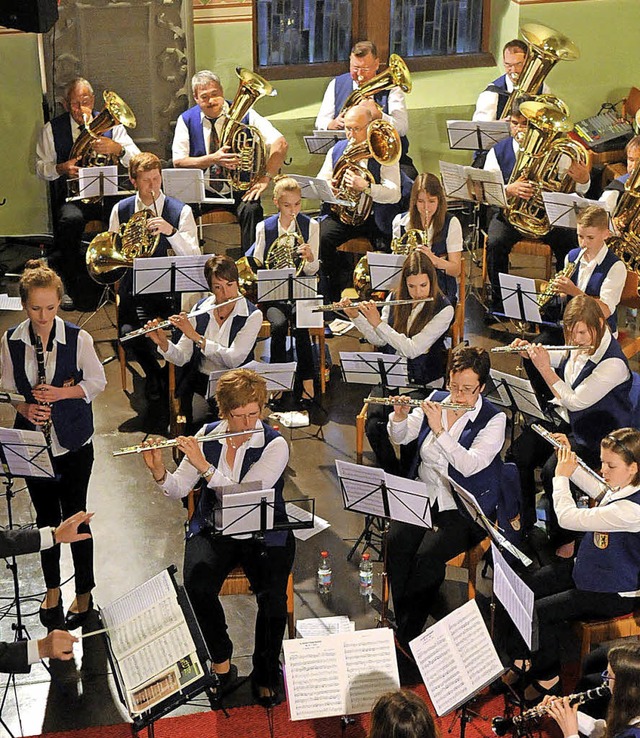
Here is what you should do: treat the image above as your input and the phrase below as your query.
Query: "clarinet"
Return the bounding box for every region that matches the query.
[491,685,610,736]
[33,334,52,446]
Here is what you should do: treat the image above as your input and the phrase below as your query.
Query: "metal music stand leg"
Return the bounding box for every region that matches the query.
[447,700,484,738]
[377,521,392,629]
[346,515,384,561]
[78,285,117,364]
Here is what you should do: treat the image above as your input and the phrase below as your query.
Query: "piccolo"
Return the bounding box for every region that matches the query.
[491,345,592,354]
[491,685,610,735]
[364,397,475,411]
[120,295,243,343]
[312,297,433,313]
[531,424,613,492]
[113,427,261,457]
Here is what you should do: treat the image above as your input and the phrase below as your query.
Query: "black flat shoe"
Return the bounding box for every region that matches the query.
[40,600,65,631]
[251,676,282,709]
[65,594,93,630]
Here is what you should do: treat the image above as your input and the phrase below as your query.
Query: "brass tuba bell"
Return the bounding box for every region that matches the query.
[607,158,640,275]
[340,54,412,115]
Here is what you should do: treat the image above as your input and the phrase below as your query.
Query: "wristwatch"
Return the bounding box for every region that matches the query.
[201,465,215,482]
[364,185,372,196]
[198,335,206,350]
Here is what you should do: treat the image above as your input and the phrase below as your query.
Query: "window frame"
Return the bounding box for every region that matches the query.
[253,0,495,80]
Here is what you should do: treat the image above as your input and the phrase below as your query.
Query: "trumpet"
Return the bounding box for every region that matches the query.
[364,397,475,411]
[491,684,609,735]
[312,297,433,313]
[531,424,613,492]
[119,295,243,343]
[113,427,261,457]
[491,344,592,354]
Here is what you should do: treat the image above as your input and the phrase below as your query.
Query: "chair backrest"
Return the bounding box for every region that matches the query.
[630,371,640,427]
[450,262,465,346]
[620,270,640,310]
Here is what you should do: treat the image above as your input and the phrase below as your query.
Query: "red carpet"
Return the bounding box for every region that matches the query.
[24,685,557,738]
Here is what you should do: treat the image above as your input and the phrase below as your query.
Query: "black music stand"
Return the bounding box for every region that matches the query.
[132,255,210,298]
[366,254,405,296]
[0,429,54,738]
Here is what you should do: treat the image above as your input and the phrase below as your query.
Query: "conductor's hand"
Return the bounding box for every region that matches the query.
[143,318,169,351]
[556,446,579,478]
[542,695,579,738]
[175,436,209,474]
[37,630,78,662]
[54,511,94,544]
[422,399,443,435]
[169,312,198,342]
[358,300,382,328]
[390,395,411,422]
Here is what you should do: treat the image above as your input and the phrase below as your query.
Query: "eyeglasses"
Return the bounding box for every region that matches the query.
[229,410,261,421]
[345,125,365,134]
[601,670,615,683]
[448,384,480,396]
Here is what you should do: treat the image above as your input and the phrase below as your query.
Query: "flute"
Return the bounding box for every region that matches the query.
[120,295,243,343]
[364,397,475,411]
[312,297,433,313]
[531,424,613,492]
[113,427,261,457]
[491,345,592,354]
[491,684,610,735]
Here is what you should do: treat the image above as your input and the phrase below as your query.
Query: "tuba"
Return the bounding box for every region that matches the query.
[340,54,412,115]
[391,228,428,256]
[265,227,305,276]
[86,209,159,285]
[331,119,402,227]
[505,96,589,238]
[501,24,579,119]
[219,68,277,191]
[607,158,640,274]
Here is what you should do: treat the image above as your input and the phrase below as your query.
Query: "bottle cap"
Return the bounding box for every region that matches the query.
[321,550,328,557]
[362,553,370,560]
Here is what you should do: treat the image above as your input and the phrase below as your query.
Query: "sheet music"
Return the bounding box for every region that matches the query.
[209,361,297,397]
[336,460,387,517]
[410,600,504,716]
[492,543,536,650]
[0,428,54,479]
[133,255,210,294]
[256,269,317,302]
[296,616,354,638]
[489,369,547,420]
[77,165,119,198]
[296,298,324,328]
[288,174,353,206]
[216,488,275,536]
[439,161,507,207]
[446,120,510,150]
[385,472,432,528]
[283,628,399,720]
[285,503,330,541]
[0,294,23,311]
[161,167,233,204]
[340,351,409,387]
[304,131,346,155]
[368,252,404,292]
[499,273,543,324]
[542,192,615,230]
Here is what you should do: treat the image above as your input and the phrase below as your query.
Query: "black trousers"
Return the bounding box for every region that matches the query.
[26,442,95,593]
[266,303,314,381]
[388,509,485,644]
[183,531,295,687]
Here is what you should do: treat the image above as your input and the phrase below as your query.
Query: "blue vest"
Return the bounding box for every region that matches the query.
[383,293,451,385]
[263,213,311,260]
[573,489,640,593]
[187,421,287,546]
[568,247,621,333]
[7,322,94,452]
[557,338,632,452]
[492,137,517,183]
[180,103,251,158]
[483,74,543,119]
[615,728,640,738]
[409,392,504,517]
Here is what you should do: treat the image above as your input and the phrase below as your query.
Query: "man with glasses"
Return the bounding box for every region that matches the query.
[385,347,521,650]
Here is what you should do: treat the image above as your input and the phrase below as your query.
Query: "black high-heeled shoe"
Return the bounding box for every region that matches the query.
[65,594,93,630]
[40,597,65,632]
[251,675,282,709]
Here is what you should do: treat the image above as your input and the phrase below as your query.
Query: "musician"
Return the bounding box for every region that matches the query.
[145,255,262,428]
[368,690,437,738]
[35,77,140,311]
[172,69,288,253]
[0,261,106,631]
[385,347,520,646]
[502,432,640,704]
[141,369,293,708]
[317,104,401,302]
[342,252,453,475]
[109,152,199,401]
[253,177,319,407]
[483,105,590,313]
[509,295,632,542]
[391,173,463,306]
[315,40,416,178]
[600,135,640,211]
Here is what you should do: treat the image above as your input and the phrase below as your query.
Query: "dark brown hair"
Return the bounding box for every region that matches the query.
[204,255,239,289]
[605,643,640,738]
[449,346,490,387]
[503,39,527,56]
[351,40,378,58]
[393,252,442,337]
[601,428,640,486]
[368,690,437,738]
[19,259,64,304]
[408,173,447,238]
[562,294,606,356]
[215,369,267,418]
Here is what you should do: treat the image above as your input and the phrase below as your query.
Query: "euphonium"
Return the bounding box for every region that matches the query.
[219,67,276,191]
[501,24,579,120]
[607,157,640,275]
[506,96,589,238]
[265,226,305,276]
[331,119,402,227]
[391,228,428,256]
[340,54,412,115]
[537,248,584,308]
[86,209,160,285]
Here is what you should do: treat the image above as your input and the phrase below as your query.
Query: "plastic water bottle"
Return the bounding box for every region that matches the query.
[359,553,373,600]
[317,551,332,594]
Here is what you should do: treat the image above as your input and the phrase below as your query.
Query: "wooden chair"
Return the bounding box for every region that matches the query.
[197,210,241,254]
[618,271,640,360]
[337,237,372,256]
[446,537,491,600]
[482,236,553,286]
[573,611,640,663]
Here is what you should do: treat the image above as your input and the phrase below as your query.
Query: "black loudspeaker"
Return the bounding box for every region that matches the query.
[0,0,58,34]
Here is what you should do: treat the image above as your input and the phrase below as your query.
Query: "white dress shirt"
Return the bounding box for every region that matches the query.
[35,114,140,181]
[0,316,107,457]
[253,216,320,275]
[315,78,409,135]
[158,296,262,375]
[391,212,463,252]
[388,394,506,511]
[564,246,626,318]
[473,77,550,122]
[352,299,454,359]
[108,190,200,257]
[484,138,591,194]
[317,145,401,204]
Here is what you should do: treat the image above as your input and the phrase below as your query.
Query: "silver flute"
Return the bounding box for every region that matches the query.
[531,423,613,492]
[364,397,475,411]
[491,344,592,354]
[120,295,243,343]
[113,427,261,457]
[312,297,433,313]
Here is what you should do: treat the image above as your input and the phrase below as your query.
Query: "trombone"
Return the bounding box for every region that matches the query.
[312,297,432,313]
[120,295,243,342]
[113,427,261,457]
[364,397,475,411]
[491,344,592,354]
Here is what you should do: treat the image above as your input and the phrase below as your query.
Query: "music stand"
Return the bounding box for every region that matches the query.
[0,428,54,738]
[446,120,510,152]
[336,460,432,627]
[303,130,346,155]
[367,254,404,294]
[340,351,408,394]
[133,255,210,297]
[542,192,614,230]
[288,175,354,207]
